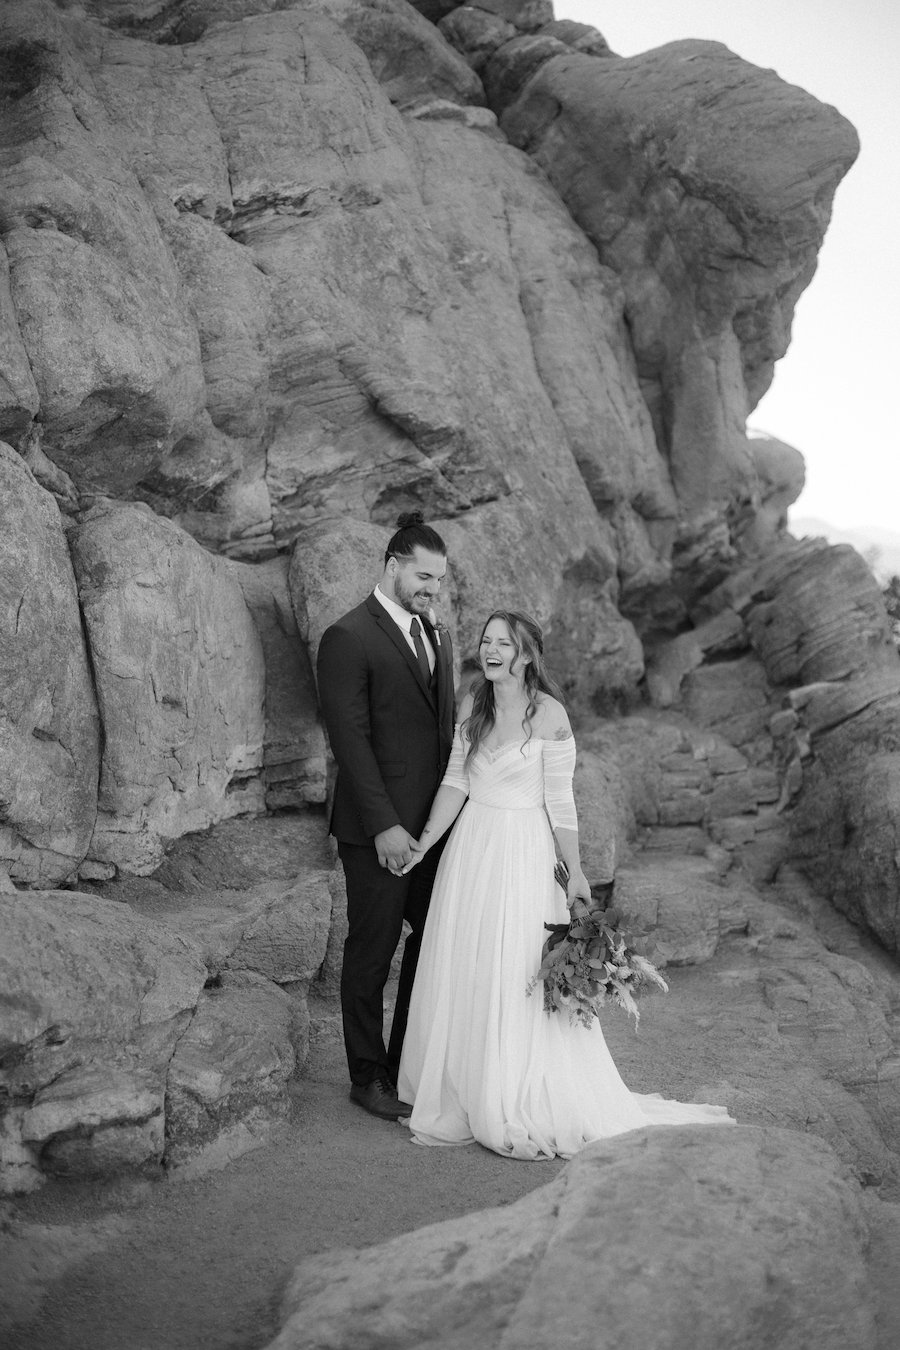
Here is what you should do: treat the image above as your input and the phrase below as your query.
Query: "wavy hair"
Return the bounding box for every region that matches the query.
[463,610,564,767]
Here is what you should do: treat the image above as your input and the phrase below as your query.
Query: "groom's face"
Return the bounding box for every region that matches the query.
[390,547,447,615]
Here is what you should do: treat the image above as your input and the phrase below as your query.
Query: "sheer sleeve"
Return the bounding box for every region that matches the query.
[542,735,577,831]
[440,723,470,794]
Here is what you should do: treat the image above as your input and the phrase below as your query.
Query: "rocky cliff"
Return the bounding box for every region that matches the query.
[3,0,900,1244]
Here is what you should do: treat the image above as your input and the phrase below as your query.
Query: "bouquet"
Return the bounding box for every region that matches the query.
[527,862,668,1028]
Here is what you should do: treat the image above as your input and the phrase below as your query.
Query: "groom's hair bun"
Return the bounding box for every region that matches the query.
[385,510,447,564]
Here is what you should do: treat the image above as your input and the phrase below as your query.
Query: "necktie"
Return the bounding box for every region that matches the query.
[409,617,431,682]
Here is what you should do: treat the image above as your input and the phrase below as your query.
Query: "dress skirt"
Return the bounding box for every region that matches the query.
[398,744,732,1160]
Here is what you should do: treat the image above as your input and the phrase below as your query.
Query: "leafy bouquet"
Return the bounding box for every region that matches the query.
[527,862,668,1028]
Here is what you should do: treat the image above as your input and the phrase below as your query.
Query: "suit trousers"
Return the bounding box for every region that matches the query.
[338,838,444,1087]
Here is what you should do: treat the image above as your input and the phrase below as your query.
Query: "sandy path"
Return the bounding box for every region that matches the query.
[6,930,899,1349]
[1,1018,564,1350]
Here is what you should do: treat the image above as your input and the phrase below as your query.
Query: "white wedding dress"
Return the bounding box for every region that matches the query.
[397,729,733,1160]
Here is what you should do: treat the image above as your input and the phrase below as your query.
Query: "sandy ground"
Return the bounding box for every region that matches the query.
[4,959,899,1350]
[0,1003,565,1350]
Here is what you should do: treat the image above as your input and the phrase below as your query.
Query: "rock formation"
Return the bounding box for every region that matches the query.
[2,11,899,1310]
[1,886,207,1188]
[267,1126,877,1350]
[71,500,267,874]
[0,0,866,880]
[1,815,333,1187]
[0,442,99,885]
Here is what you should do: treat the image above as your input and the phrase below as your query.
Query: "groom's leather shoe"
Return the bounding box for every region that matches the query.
[350,1076,411,1121]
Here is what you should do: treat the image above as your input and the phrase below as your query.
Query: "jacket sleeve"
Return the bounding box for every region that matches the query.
[316,622,400,838]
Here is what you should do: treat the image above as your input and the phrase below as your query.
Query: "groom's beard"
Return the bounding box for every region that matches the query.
[395,583,434,616]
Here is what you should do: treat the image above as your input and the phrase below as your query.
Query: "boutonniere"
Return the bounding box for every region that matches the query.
[427,607,449,648]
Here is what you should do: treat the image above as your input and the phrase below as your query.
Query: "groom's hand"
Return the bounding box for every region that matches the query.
[375,825,416,874]
[398,841,425,876]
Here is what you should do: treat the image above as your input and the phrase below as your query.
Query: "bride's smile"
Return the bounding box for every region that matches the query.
[480,618,527,684]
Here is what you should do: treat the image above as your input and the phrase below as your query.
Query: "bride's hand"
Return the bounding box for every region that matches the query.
[566,869,592,909]
[396,841,425,876]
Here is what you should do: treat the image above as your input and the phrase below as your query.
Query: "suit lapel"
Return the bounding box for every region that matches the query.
[366,594,436,705]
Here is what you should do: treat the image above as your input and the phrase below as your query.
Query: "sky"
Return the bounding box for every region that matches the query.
[554,0,899,533]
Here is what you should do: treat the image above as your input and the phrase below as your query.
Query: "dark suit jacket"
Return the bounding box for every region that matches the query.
[316,594,455,846]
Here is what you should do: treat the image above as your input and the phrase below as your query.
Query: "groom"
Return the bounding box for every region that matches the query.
[316,513,455,1120]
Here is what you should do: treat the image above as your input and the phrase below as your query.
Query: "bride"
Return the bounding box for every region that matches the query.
[397,609,733,1160]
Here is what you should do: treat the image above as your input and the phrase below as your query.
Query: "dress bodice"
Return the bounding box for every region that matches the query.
[467,738,546,810]
[441,726,577,828]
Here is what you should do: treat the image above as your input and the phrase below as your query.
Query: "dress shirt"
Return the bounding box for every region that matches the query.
[373,585,435,673]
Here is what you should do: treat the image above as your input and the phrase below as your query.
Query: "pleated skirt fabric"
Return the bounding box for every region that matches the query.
[398,742,732,1160]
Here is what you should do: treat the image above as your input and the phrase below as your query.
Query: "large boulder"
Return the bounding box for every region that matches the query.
[91,814,335,1071]
[165,970,297,1174]
[0,889,206,1191]
[289,519,390,660]
[0,443,99,886]
[613,854,739,967]
[69,503,266,875]
[121,860,333,993]
[0,872,315,1188]
[325,0,486,109]
[266,1126,876,1350]
[494,40,858,534]
[127,870,333,992]
[437,7,518,72]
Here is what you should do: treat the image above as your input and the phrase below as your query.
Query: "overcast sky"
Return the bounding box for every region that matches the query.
[554,0,899,533]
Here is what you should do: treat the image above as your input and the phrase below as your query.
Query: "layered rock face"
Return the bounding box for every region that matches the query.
[1,815,333,1188]
[1,887,207,1187]
[0,0,861,882]
[645,537,900,954]
[4,0,900,1207]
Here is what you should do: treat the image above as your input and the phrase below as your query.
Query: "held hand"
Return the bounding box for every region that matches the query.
[375,825,416,874]
[398,841,426,876]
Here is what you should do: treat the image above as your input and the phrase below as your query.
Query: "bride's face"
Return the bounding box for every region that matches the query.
[480,618,529,684]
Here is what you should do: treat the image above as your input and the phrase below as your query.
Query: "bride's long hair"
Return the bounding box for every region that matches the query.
[463,610,564,768]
